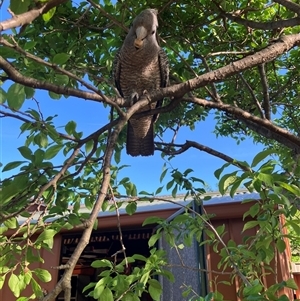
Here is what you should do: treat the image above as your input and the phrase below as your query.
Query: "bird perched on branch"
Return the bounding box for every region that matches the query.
[113,9,169,156]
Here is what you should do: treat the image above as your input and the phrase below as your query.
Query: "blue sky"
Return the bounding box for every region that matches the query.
[0,3,264,195]
[0,85,263,194]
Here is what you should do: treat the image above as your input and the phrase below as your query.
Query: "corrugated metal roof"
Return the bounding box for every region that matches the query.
[15,190,260,223]
[94,190,259,217]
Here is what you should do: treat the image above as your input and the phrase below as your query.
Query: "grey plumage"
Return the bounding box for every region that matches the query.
[113,9,169,156]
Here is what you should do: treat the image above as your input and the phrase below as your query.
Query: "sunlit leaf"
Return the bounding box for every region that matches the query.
[34,269,51,283]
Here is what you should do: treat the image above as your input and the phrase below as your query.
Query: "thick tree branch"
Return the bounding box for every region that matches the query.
[1,33,300,154]
[273,0,300,15]
[189,97,300,153]
[150,35,300,102]
[1,34,299,108]
[42,96,155,300]
[224,13,300,30]
[0,0,69,32]
[0,37,123,114]
[0,56,105,103]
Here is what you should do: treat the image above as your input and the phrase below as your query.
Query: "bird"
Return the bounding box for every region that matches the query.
[113,9,169,156]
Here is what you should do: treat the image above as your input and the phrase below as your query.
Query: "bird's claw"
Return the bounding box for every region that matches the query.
[142,90,151,103]
[130,92,139,105]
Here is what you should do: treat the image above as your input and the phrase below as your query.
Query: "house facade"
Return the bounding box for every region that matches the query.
[1,191,297,300]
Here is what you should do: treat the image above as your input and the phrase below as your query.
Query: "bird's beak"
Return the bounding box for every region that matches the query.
[134,26,147,49]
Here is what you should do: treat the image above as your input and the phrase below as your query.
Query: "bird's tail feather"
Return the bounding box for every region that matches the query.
[126,120,154,156]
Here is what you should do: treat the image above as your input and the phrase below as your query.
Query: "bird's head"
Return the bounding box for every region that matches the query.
[129,9,159,50]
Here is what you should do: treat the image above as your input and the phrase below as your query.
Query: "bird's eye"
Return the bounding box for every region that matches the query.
[152,30,155,35]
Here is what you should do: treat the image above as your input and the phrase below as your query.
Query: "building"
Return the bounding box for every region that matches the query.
[0,190,297,300]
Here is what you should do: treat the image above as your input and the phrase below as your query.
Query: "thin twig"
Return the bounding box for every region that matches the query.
[257,64,271,120]
[109,184,128,267]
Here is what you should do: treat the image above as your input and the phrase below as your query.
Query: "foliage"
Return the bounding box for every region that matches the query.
[0,0,300,300]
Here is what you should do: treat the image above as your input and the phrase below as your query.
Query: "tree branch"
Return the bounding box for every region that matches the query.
[238,73,265,119]
[156,141,252,172]
[273,0,300,15]
[0,56,104,103]
[189,97,300,153]
[223,13,300,30]
[42,96,154,300]
[258,64,271,120]
[0,0,69,32]
[0,37,123,114]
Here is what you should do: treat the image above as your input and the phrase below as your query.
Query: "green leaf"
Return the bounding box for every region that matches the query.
[34,269,51,282]
[142,216,164,226]
[93,277,109,299]
[171,184,178,198]
[0,87,7,104]
[160,168,168,183]
[24,271,32,285]
[0,275,6,290]
[114,147,121,164]
[101,287,113,301]
[276,181,300,196]
[257,173,273,186]
[52,53,71,65]
[44,144,63,160]
[34,149,45,165]
[7,83,26,110]
[284,278,298,290]
[35,229,57,244]
[218,171,237,194]
[31,278,43,298]
[82,282,96,293]
[85,140,94,154]
[125,202,137,215]
[276,239,286,253]
[286,220,300,235]
[55,74,69,85]
[34,132,48,148]
[10,0,31,14]
[65,121,77,135]
[148,279,162,301]
[148,233,161,247]
[166,179,174,190]
[24,41,37,50]
[277,295,290,301]
[18,146,33,160]
[43,7,56,22]
[155,186,164,195]
[132,254,147,261]
[48,91,61,99]
[2,161,26,172]
[243,280,263,295]
[248,203,260,218]
[0,182,19,205]
[251,149,277,168]
[24,87,35,99]
[91,259,113,269]
[8,273,20,297]
[242,220,259,232]
[4,217,18,229]
[214,162,230,179]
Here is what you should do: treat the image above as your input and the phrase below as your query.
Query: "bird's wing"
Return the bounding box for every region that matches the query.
[154,48,169,118]
[158,48,169,89]
[112,49,123,97]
